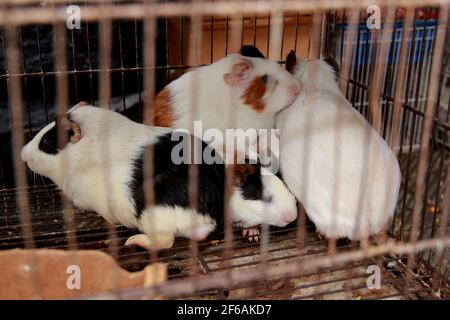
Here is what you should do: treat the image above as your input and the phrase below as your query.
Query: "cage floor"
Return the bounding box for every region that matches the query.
[1,147,450,299]
[0,184,448,299]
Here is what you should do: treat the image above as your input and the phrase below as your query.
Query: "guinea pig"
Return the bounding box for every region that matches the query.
[151,52,300,156]
[275,50,402,240]
[21,104,297,250]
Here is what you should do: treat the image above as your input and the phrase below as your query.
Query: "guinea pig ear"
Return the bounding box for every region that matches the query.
[55,115,82,144]
[285,50,298,73]
[239,45,265,58]
[323,56,340,80]
[74,101,89,107]
[223,59,253,87]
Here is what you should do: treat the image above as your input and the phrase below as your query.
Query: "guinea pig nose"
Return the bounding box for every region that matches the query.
[283,212,297,223]
[21,147,28,162]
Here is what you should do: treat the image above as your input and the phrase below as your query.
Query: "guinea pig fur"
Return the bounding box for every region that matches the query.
[22,104,297,250]
[151,53,300,155]
[275,51,402,241]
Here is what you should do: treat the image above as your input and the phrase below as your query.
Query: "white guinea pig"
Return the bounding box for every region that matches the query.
[151,52,300,156]
[275,51,402,241]
[21,104,297,250]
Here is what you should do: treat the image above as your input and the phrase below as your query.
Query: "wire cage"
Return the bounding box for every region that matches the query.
[0,0,449,300]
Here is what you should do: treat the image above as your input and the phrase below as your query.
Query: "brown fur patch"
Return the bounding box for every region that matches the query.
[152,88,175,127]
[233,163,258,186]
[240,76,266,112]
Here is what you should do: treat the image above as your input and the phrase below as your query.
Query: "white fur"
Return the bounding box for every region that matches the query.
[138,205,216,241]
[166,53,300,155]
[276,59,402,240]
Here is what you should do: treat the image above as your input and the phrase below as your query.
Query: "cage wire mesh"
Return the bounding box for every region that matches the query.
[0,0,449,300]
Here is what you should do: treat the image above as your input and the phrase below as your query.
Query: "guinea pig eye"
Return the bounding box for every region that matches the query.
[261,74,268,83]
[44,140,54,148]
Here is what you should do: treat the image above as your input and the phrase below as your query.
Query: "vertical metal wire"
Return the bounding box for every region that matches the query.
[134,19,142,116]
[210,9,214,63]
[83,0,95,105]
[349,14,362,111]
[405,5,449,292]
[142,7,157,264]
[387,8,415,242]
[53,15,79,256]
[389,8,415,153]
[4,24,41,299]
[339,9,358,97]
[396,9,421,240]
[365,6,397,245]
[223,5,243,266]
[293,12,299,53]
[18,29,33,139]
[369,6,396,134]
[180,1,186,74]
[97,2,120,298]
[36,26,49,124]
[187,2,203,276]
[260,4,283,267]
[253,12,257,46]
[432,153,450,294]
[241,13,245,48]
[165,0,170,80]
[280,13,286,61]
[117,22,127,111]
[308,11,322,60]
[224,15,229,56]
[327,8,358,256]
[419,8,445,239]
[352,6,396,249]
[296,10,322,256]
[266,14,271,58]
[69,17,79,103]
[359,17,371,119]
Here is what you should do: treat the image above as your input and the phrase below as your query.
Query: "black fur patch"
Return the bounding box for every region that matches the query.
[38,124,59,155]
[323,57,340,80]
[38,115,75,155]
[128,133,267,233]
[285,50,297,74]
[235,161,262,201]
[128,132,226,231]
[239,45,265,58]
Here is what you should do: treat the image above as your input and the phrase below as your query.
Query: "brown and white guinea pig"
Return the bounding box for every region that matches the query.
[21,103,297,250]
[151,52,300,155]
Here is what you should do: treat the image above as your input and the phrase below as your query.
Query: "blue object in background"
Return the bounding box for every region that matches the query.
[336,20,437,66]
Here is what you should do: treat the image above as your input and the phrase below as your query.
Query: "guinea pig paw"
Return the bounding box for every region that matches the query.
[316,233,327,241]
[124,234,152,249]
[243,227,260,243]
[124,234,174,251]
[189,226,211,242]
[150,233,175,249]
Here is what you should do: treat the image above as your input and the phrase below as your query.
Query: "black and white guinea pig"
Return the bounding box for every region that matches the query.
[150,52,300,155]
[21,104,297,250]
